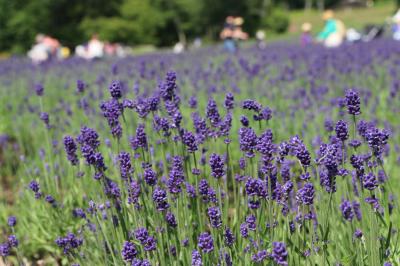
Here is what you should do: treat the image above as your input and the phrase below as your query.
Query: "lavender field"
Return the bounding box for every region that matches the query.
[0,40,400,265]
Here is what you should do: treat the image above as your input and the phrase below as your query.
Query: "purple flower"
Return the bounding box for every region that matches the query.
[224,92,235,110]
[39,112,50,126]
[134,227,149,242]
[252,250,268,263]
[191,249,202,266]
[240,223,249,238]
[152,187,169,211]
[259,107,272,121]
[72,208,86,219]
[186,183,197,198]
[207,207,222,228]
[8,216,17,227]
[209,153,225,179]
[45,195,56,205]
[272,242,288,265]
[142,236,157,251]
[365,127,390,157]
[365,196,382,213]
[153,115,170,137]
[29,180,40,193]
[239,157,246,170]
[165,211,177,228]
[354,228,363,239]
[118,151,132,179]
[352,201,362,221]
[198,232,214,253]
[76,80,85,93]
[206,98,221,127]
[188,96,198,109]
[289,136,311,167]
[55,232,83,255]
[132,259,151,266]
[63,136,79,165]
[245,178,263,196]
[345,89,361,115]
[246,215,257,231]
[256,129,274,156]
[7,235,18,247]
[147,96,160,112]
[128,180,141,205]
[363,172,378,190]
[224,227,235,247]
[242,99,262,113]
[77,126,100,149]
[340,200,354,221]
[100,99,123,138]
[130,124,148,151]
[239,127,257,157]
[144,166,157,186]
[121,241,138,262]
[168,156,185,194]
[35,83,44,96]
[324,119,334,132]
[123,99,135,109]
[104,179,120,198]
[219,113,232,138]
[296,183,314,205]
[349,139,362,148]
[335,120,349,141]
[0,243,10,257]
[182,130,198,153]
[240,115,250,127]
[109,80,122,99]
[159,71,177,101]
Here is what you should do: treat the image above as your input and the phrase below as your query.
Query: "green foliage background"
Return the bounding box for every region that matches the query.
[0,0,396,53]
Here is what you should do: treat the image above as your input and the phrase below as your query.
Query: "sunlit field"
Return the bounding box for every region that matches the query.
[0,40,399,265]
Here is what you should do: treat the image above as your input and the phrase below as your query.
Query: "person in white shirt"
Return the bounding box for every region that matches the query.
[87,34,104,59]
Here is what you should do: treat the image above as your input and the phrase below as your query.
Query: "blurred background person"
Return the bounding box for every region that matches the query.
[300,22,313,46]
[220,16,236,52]
[317,10,346,48]
[87,34,104,59]
[75,34,104,60]
[173,42,185,54]
[256,30,266,49]
[27,34,61,64]
[346,28,362,43]
[193,37,202,49]
[232,17,249,45]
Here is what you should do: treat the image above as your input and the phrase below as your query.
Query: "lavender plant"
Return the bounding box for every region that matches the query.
[0,40,399,265]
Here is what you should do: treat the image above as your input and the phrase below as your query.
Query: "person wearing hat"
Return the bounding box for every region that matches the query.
[220,16,248,52]
[317,10,345,48]
[300,23,313,46]
[220,16,236,52]
[232,17,248,42]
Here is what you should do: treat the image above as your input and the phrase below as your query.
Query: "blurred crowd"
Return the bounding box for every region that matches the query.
[301,8,400,48]
[299,9,385,48]
[27,8,400,63]
[219,9,400,52]
[28,34,130,64]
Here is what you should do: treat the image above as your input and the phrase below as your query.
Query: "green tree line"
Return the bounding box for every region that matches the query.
[0,0,395,53]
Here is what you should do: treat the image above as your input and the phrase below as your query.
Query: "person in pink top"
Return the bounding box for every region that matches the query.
[36,34,60,56]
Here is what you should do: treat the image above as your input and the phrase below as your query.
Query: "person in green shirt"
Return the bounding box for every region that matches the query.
[317,10,345,48]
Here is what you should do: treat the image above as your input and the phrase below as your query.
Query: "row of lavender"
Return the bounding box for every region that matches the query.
[0,40,399,265]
